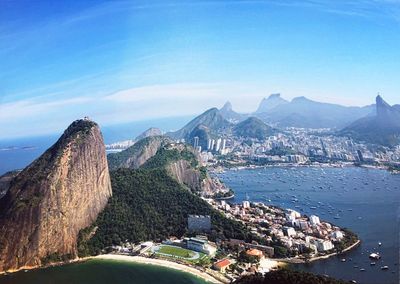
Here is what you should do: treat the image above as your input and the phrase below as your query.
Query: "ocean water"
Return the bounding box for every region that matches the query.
[0,116,192,175]
[218,166,400,284]
[0,259,208,284]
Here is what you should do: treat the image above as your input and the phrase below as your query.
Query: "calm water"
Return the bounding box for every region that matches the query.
[0,259,208,284]
[218,166,400,284]
[0,116,192,175]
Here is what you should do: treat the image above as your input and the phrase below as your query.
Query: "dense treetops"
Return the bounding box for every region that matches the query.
[236,269,351,284]
[233,117,274,140]
[78,168,255,256]
[142,145,198,169]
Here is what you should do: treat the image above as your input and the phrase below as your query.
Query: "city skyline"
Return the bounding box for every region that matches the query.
[1,0,400,138]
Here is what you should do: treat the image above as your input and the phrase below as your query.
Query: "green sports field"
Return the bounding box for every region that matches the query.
[157,245,195,258]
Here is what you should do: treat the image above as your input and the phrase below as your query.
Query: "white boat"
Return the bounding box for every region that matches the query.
[381,265,389,270]
[369,253,381,259]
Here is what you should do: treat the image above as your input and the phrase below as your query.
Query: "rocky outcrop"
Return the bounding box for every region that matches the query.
[135,127,163,141]
[108,134,219,195]
[107,136,171,170]
[167,108,232,140]
[255,93,288,113]
[0,171,19,199]
[219,101,245,122]
[341,95,400,147]
[0,119,112,272]
[167,159,202,192]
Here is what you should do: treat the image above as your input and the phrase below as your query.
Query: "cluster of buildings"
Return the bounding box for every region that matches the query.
[209,199,346,257]
[195,128,400,167]
[105,139,135,151]
[193,136,229,155]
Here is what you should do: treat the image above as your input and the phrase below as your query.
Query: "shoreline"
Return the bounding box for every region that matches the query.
[278,239,361,264]
[218,162,390,172]
[0,255,223,284]
[93,254,222,283]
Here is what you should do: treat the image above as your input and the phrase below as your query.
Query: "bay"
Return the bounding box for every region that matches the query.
[0,259,209,284]
[218,166,400,284]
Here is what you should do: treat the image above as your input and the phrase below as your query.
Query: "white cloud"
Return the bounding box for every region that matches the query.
[0,97,92,120]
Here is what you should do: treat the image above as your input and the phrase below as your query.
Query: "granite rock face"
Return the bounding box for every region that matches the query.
[0,119,112,272]
[0,171,19,199]
[167,159,202,192]
[107,136,171,170]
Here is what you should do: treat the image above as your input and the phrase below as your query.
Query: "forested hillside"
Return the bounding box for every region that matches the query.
[78,168,255,256]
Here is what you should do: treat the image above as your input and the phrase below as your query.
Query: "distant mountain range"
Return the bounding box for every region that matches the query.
[167,105,276,146]
[167,107,233,148]
[254,94,375,129]
[219,101,246,122]
[341,95,400,147]
[167,94,398,148]
[216,93,375,129]
[255,93,288,113]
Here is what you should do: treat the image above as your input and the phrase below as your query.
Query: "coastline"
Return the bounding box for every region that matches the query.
[215,161,393,173]
[277,239,361,264]
[93,254,223,283]
[0,255,222,284]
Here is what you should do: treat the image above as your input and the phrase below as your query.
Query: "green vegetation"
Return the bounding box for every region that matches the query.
[237,250,260,264]
[107,136,169,170]
[78,168,256,256]
[334,228,359,252]
[199,166,208,181]
[156,245,195,258]
[233,117,274,140]
[236,269,351,284]
[214,189,234,199]
[41,252,74,265]
[142,146,198,169]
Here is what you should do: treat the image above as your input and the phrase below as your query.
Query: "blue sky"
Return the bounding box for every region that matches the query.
[1,0,400,138]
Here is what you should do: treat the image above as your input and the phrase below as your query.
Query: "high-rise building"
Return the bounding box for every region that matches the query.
[357,150,364,162]
[221,139,226,151]
[193,136,199,149]
[210,139,215,151]
[216,138,222,152]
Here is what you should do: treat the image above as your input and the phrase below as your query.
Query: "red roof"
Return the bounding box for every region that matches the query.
[246,249,263,257]
[214,259,231,268]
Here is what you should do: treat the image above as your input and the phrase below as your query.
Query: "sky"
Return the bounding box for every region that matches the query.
[1,0,400,139]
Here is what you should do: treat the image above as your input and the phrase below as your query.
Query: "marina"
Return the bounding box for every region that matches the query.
[218,166,400,284]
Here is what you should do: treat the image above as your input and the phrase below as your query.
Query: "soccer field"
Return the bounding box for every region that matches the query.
[157,245,196,258]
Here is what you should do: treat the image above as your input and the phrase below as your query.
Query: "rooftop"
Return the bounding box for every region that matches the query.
[214,259,231,269]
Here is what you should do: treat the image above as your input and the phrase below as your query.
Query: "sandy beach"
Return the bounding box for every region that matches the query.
[94,254,222,283]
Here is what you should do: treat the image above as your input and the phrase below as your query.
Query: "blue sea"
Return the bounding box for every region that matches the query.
[0,259,208,284]
[0,116,192,175]
[218,166,400,284]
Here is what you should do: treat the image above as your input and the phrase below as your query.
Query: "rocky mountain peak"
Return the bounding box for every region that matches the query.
[221,101,233,111]
[135,127,163,141]
[256,93,288,113]
[0,119,112,272]
[376,95,392,118]
[268,93,281,99]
